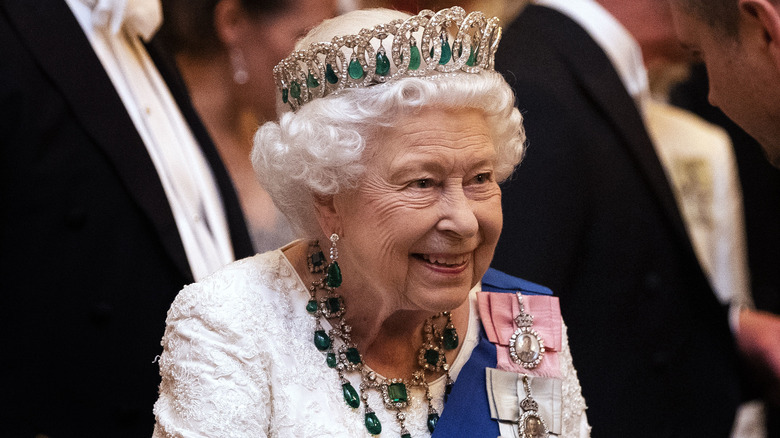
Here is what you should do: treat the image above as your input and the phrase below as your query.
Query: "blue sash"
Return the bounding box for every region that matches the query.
[433,268,552,437]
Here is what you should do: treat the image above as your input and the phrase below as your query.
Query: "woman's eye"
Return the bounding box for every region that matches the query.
[411,179,434,189]
[472,172,492,184]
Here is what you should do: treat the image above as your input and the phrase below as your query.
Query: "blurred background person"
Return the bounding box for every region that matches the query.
[670,64,780,437]
[158,0,340,252]
[491,0,745,436]
[606,1,778,436]
[0,0,253,436]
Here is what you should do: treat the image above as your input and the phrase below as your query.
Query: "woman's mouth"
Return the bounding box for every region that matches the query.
[414,253,469,267]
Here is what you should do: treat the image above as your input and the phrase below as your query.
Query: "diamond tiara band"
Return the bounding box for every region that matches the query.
[273,6,502,111]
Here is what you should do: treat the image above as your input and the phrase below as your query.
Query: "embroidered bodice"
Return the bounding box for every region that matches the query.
[153,249,589,437]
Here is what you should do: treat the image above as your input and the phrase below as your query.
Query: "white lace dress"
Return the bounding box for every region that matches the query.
[153,249,590,437]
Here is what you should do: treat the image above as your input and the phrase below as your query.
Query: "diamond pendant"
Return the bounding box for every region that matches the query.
[518,410,549,438]
[508,293,545,369]
[518,375,549,438]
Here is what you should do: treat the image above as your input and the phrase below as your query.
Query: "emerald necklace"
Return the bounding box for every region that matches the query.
[306,236,459,437]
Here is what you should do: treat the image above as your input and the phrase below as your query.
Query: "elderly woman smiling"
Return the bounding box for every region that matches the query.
[153,7,590,438]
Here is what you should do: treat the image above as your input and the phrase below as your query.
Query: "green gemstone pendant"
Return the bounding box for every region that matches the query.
[401,434,411,438]
[348,58,364,80]
[408,44,421,71]
[306,71,319,88]
[305,299,318,313]
[387,382,408,404]
[443,327,459,350]
[431,35,452,65]
[326,297,341,314]
[290,80,301,99]
[326,351,337,368]
[466,45,477,66]
[313,330,331,351]
[427,412,440,432]
[326,261,342,287]
[439,38,452,64]
[375,50,390,76]
[310,250,326,270]
[345,347,362,365]
[365,412,382,435]
[281,88,289,104]
[424,348,439,366]
[342,382,360,408]
[325,63,339,84]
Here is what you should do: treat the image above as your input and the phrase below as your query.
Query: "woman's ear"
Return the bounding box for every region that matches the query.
[312,193,342,238]
[739,0,780,71]
[213,0,247,47]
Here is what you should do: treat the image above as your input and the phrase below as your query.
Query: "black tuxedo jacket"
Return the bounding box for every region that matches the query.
[492,6,743,437]
[0,1,253,436]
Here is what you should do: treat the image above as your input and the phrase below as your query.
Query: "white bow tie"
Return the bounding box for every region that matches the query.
[84,0,162,41]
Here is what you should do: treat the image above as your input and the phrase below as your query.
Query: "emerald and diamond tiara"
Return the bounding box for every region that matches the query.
[273,6,502,111]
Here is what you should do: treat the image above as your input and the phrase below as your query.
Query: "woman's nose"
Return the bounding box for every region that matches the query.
[436,184,479,238]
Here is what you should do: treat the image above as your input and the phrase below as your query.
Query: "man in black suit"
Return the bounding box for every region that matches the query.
[0,1,254,436]
[492,2,743,436]
[668,0,780,432]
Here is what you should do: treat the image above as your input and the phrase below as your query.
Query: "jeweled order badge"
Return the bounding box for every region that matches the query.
[508,293,545,369]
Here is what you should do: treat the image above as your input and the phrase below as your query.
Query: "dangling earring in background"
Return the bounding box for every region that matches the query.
[230,48,249,85]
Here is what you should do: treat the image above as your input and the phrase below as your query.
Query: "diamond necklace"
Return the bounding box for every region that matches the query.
[306,241,459,437]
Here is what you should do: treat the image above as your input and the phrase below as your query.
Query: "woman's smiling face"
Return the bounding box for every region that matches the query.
[324,107,503,313]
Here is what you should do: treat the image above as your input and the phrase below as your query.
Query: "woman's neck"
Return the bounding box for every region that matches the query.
[175,52,257,157]
[353,303,470,379]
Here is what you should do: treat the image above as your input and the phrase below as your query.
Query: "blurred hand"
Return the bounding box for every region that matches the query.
[737,308,780,406]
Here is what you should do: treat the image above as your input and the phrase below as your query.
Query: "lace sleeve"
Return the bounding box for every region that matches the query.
[153,274,272,438]
[559,320,591,437]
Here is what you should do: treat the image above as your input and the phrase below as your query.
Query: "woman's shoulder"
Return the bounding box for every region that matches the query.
[165,250,305,329]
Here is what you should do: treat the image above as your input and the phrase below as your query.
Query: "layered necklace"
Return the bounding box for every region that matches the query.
[306,237,459,437]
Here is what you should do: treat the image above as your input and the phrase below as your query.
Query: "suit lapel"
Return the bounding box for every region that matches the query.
[3,0,193,280]
[521,5,693,252]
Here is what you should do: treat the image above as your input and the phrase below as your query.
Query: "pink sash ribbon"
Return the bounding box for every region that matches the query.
[477,291,562,378]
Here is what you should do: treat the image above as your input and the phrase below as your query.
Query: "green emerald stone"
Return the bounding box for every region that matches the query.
[348,58,364,80]
[375,51,390,76]
[325,63,339,84]
[305,299,318,313]
[365,412,382,435]
[443,327,459,350]
[342,382,360,408]
[408,45,421,71]
[290,80,301,99]
[326,261,342,287]
[387,382,408,403]
[345,347,361,365]
[440,38,452,64]
[306,71,319,88]
[310,250,326,269]
[431,37,452,65]
[281,88,289,104]
[326,297,341,314]
[326,351,337,368]
[427,412,439,432]
[424,348,439,366]
[466,45,477,66]
[401,434,411,438]
[314,330,331,351]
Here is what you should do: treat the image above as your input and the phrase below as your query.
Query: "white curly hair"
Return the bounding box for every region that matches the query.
[251,8,526,238]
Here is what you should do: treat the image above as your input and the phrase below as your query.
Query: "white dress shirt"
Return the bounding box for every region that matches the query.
[66,0,236,280]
